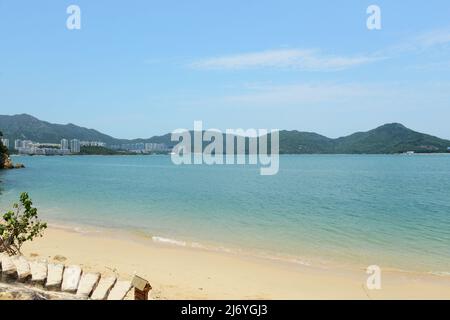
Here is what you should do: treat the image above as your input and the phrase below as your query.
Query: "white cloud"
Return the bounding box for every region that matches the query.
[189,27,450,73]
[190,49,380,71]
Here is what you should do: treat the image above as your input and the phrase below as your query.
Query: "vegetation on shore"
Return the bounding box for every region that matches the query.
[0,130,24,169]
[0,131,8,169]
[0,193,47,256]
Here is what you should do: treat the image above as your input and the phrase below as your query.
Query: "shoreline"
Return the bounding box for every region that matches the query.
[43,221,450,277]
[20,225,450,299]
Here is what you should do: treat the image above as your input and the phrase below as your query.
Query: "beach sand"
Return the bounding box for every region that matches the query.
[20,226,450,300]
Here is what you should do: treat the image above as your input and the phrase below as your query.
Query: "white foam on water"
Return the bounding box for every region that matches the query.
[149,234,315,267]
[152,236,187,247]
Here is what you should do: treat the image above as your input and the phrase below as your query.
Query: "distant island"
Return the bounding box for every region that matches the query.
[1,114,450,155]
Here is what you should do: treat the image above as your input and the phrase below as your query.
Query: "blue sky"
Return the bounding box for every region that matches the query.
[1,0,450,139]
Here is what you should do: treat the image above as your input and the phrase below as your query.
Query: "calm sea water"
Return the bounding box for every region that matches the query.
[1,155,450,273]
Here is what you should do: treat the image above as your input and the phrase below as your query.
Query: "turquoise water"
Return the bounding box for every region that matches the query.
[1,155,450,273]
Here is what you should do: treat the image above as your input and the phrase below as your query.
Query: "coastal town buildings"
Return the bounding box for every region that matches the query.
[109,142,170,153]
[70,139,81,153]
[61,139,69,150]
[9,136,172,155]
[15,139,22,149]
[145,143,168,152]
[80,141,107,147]
[8,138,94,155]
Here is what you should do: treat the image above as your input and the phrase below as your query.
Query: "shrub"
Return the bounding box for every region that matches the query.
[0,193,47,255]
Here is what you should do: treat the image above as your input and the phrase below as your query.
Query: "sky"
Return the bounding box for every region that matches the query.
[1,0,450,139]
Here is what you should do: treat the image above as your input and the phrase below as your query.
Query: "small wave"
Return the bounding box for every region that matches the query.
[152,236,187,247]
[191,242,206,249]
[150,235,314,267]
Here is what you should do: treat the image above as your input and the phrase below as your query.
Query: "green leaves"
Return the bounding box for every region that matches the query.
[0,192,47,256]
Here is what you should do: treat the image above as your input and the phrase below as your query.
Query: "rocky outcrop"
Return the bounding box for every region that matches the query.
[1,155,24,169]
[0,283,83,300]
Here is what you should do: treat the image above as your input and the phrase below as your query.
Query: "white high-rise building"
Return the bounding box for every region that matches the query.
[15,139,22,149]
[1,138,9,149]
[61,139,69,150]
[70,139,80,153]
[22,140,33,148]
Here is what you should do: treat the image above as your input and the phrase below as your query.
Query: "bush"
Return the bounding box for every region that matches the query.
[0,193,47,255]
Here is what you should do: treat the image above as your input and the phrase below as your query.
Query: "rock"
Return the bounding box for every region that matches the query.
[61,265,82,293]
[0,284,47,300]
[0,283,83,300]
[2,156,14,169]
[107,280,132,300]
[1,156,23,169]
[53,255,67,263]
[76,272,100,298]
[46,263,64,290]
[91,276,116,300]
[29,260,48,284]
[12,256,31,281]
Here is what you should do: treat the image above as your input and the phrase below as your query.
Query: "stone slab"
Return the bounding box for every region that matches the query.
[1,254,16,276]
[61,265,82,293]
[45,263,64,289]
[91,276,116,300]
[76,272,100,297]
[30,260,48,283]
[107,280,132,300]
[12,256,31,281]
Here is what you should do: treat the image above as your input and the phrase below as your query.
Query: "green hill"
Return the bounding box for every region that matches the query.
[0,114,124,145]
[277,123,450,154]
[1,114,449,154]
[0,114,178,148]
[332,123,450,154]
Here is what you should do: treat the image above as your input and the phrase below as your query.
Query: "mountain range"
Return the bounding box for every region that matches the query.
[1,114,450,154]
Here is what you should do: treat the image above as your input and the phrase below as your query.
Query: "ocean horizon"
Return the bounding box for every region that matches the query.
[1,154,449,275]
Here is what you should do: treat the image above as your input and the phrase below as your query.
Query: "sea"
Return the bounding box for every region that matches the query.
[1,154,449,274]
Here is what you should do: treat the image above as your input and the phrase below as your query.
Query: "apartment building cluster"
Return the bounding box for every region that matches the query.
[12,138,107,155]
[8,138,103,155]
[12,139,78,155]
[110,142,170,153]
[80,141,107,147]
[60,139,81,154]
[3,135,171,155]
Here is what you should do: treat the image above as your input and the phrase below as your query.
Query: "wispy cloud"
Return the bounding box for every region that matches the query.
[189,27,450,73]
[190,49,380,72]
[385,28,450,55]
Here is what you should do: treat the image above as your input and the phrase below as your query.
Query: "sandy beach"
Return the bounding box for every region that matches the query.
[18,226,450,300]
